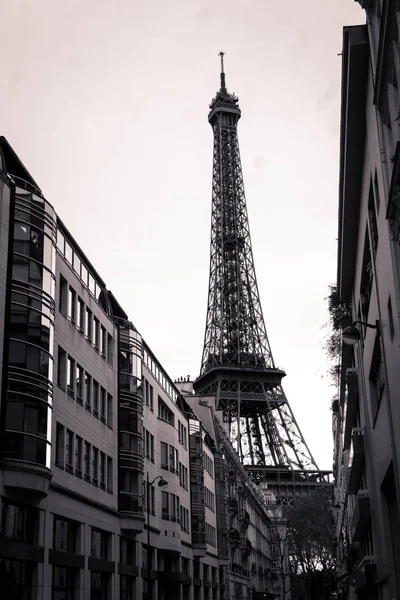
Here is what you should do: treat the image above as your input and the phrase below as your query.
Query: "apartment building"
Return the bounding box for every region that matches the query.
[0,135,274,600]
[334,3,400,598]
[178,384,274,600]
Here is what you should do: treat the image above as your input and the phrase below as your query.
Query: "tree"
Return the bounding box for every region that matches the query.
[284,487,336,600]
[323,284,351,399]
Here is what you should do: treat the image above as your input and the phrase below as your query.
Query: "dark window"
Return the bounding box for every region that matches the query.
[369,335,385,420]
[68,287,76,323]
[107,457,113,494]
[100,326,106,358]
[100,388,106,424]
[53,517,78,553]
[52,565,77,600]
[0,500,36,543]
[86,309,92,342]
[120,575,134,600]
[76,365,83,401]
[59,275,68,316]
[90,572,109,600]
[75,436,82,476]
[161,442,168,469]
[84,442,91,482]
[120,538,135,566]
[93,318,99,350]
[85,373,92,411]
[100,452,106,490]
[91,528,109,560]
[0,559,33,600]
[162,491,169,520]
[388,296,395,340]
[77,298,84,333]
[57,347,66,390]
[67,357,75,397]
[368,182,379,255]
[93,380,99,417]
[107,334,113,366]
[56,423,65,468]
[107,394,113,429]
[65,430,74,472]
[92,447,99,485]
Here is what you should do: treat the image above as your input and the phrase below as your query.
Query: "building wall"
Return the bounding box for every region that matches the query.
[335,7,400,598]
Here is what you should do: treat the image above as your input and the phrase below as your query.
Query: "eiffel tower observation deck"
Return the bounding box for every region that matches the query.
[193,54,330,502]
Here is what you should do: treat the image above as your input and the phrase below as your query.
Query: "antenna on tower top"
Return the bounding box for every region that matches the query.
[219,51,227,92]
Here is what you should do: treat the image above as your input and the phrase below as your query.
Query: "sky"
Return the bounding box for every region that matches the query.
[1,0,364,470]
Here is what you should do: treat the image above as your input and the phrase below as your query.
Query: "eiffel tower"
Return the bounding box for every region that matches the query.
[193,54,330,501]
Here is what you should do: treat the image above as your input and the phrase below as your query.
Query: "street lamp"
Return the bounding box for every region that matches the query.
[342,320,380,346]
[145,474,168,600]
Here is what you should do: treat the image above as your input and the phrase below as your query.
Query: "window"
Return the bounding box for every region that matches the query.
[161,442,168,469]
[368,182,379,255]
[100,326,106,358]
[169,445,178,473]
[86,308,93,342]
[67,356,75,397]
[179,463,188,490]
[93,317,100,350]
[53,517,77,553]
[100,388,106,424]
[161,491,169,520]
[144,484,155,515]
[369,335,385,420]
[180,506,190,534]
[100,452,106,490]
[53,566,76,600]
[107,456,113,494]
[91,528,109,559]
[388,296,395,340]
[77,297,84,333]
[171,494,180,522]
[81,263,88,287]
[93,380,99,417]
[107,334,113,366]
[91,572,109,600]
[92,447,99,485]
[120,538,135,566]
[178,421,187,449]
[57,347,66,390]
[56,423,65,468]
[84,442,91,482]
[68,287,76,323]
[144,430,154,463]
[88,273,95,296]
[158,397,174,425]
[73,251,81,275]
[76,364,83,402]
[59,275,68,315]
[85,373,92,411]
[66,429,74,473]
[107,394,113,429]
[65,240,73,264]
[120,575,134,600]
[75,436,83,476]
[1,500,36,543]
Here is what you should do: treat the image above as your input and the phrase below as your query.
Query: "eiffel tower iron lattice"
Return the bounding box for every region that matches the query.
[194,54,324,480]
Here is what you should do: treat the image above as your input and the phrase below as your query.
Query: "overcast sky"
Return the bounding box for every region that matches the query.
[1,0,364,469]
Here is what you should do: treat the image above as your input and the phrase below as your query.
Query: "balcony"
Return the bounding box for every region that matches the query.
[228,498,239,512]
[351,490,371,542]
[348,428,365,494]
[355,555,377,592]
[240,537,252,556]
[239,508,250,524]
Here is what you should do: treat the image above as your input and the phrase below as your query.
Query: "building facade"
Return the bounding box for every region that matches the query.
[334,3,400,598]
[0,137,273,600]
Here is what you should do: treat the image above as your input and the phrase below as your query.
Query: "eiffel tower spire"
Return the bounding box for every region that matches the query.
[194,56,320,477]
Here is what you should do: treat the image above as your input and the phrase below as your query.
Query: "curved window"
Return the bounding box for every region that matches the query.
[2,191,56,471]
